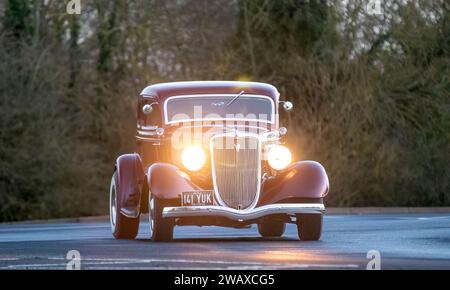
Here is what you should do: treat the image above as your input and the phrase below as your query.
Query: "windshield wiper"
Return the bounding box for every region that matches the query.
[225,90,245,108]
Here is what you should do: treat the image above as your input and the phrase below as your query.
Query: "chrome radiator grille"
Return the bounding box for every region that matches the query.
[211,134,260,209]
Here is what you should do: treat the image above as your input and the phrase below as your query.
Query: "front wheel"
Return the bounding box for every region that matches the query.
[110,171,139,239]
[296,213,322,241]
[258,218,285,237]
[149,196,174,242]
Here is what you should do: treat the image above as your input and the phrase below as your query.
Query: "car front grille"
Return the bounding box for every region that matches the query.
[211,134,260,209]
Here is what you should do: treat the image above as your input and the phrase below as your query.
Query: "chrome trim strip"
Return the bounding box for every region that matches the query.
[162,203,325,221]
[137,130,159,136]
[163,94,276,125]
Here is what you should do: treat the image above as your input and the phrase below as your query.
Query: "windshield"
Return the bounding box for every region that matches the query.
[164,94,275,124]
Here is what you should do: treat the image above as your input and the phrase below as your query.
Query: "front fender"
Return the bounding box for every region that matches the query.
[116,154,145,218]
[147,163,200,200]
[258,161,329,206]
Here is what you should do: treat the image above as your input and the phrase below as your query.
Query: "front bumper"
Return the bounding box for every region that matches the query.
[162,203,325,222]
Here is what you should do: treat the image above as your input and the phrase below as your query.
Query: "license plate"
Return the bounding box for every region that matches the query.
[181,191,214,206]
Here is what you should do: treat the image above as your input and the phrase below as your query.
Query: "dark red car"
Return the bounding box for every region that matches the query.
[109,81,329,241]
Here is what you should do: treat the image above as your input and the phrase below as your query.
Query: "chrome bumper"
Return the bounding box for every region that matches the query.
[162,203,325,222]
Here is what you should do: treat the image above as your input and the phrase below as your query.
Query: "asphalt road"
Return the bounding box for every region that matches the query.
[0,214,449,270]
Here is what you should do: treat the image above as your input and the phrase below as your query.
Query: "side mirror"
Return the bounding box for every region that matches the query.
[142,104,154,115]
[280,101,293,112]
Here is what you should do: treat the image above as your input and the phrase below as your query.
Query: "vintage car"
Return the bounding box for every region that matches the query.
[109,81,329,241]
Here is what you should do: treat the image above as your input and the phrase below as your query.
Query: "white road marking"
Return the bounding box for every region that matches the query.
[416,216,450,221]
[48,257,359,266]
[0,256,359,269]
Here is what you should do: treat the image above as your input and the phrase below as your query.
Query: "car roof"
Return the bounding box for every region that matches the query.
[140,81,280,103]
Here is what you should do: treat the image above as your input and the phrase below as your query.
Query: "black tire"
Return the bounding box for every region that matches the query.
[257,218,286,237]
[110,171,139,239]
[296,213,322,241]
[149,196,174,242]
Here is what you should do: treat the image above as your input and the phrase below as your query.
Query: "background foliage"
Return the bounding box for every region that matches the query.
[0,0,448,221]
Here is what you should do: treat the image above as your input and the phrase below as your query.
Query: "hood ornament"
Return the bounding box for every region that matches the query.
[234,142,240,152]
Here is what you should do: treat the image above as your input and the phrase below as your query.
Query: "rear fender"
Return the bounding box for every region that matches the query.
[259,161,329,206]
[115,154,145,218]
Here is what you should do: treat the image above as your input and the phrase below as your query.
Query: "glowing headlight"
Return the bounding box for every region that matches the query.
[267,145,292,170]
[181,146,206,171]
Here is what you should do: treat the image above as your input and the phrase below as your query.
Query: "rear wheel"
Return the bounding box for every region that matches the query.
[149,196,174,242]
[110,171,139,239]
[257,218,285,237]
[296,213,322,241]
